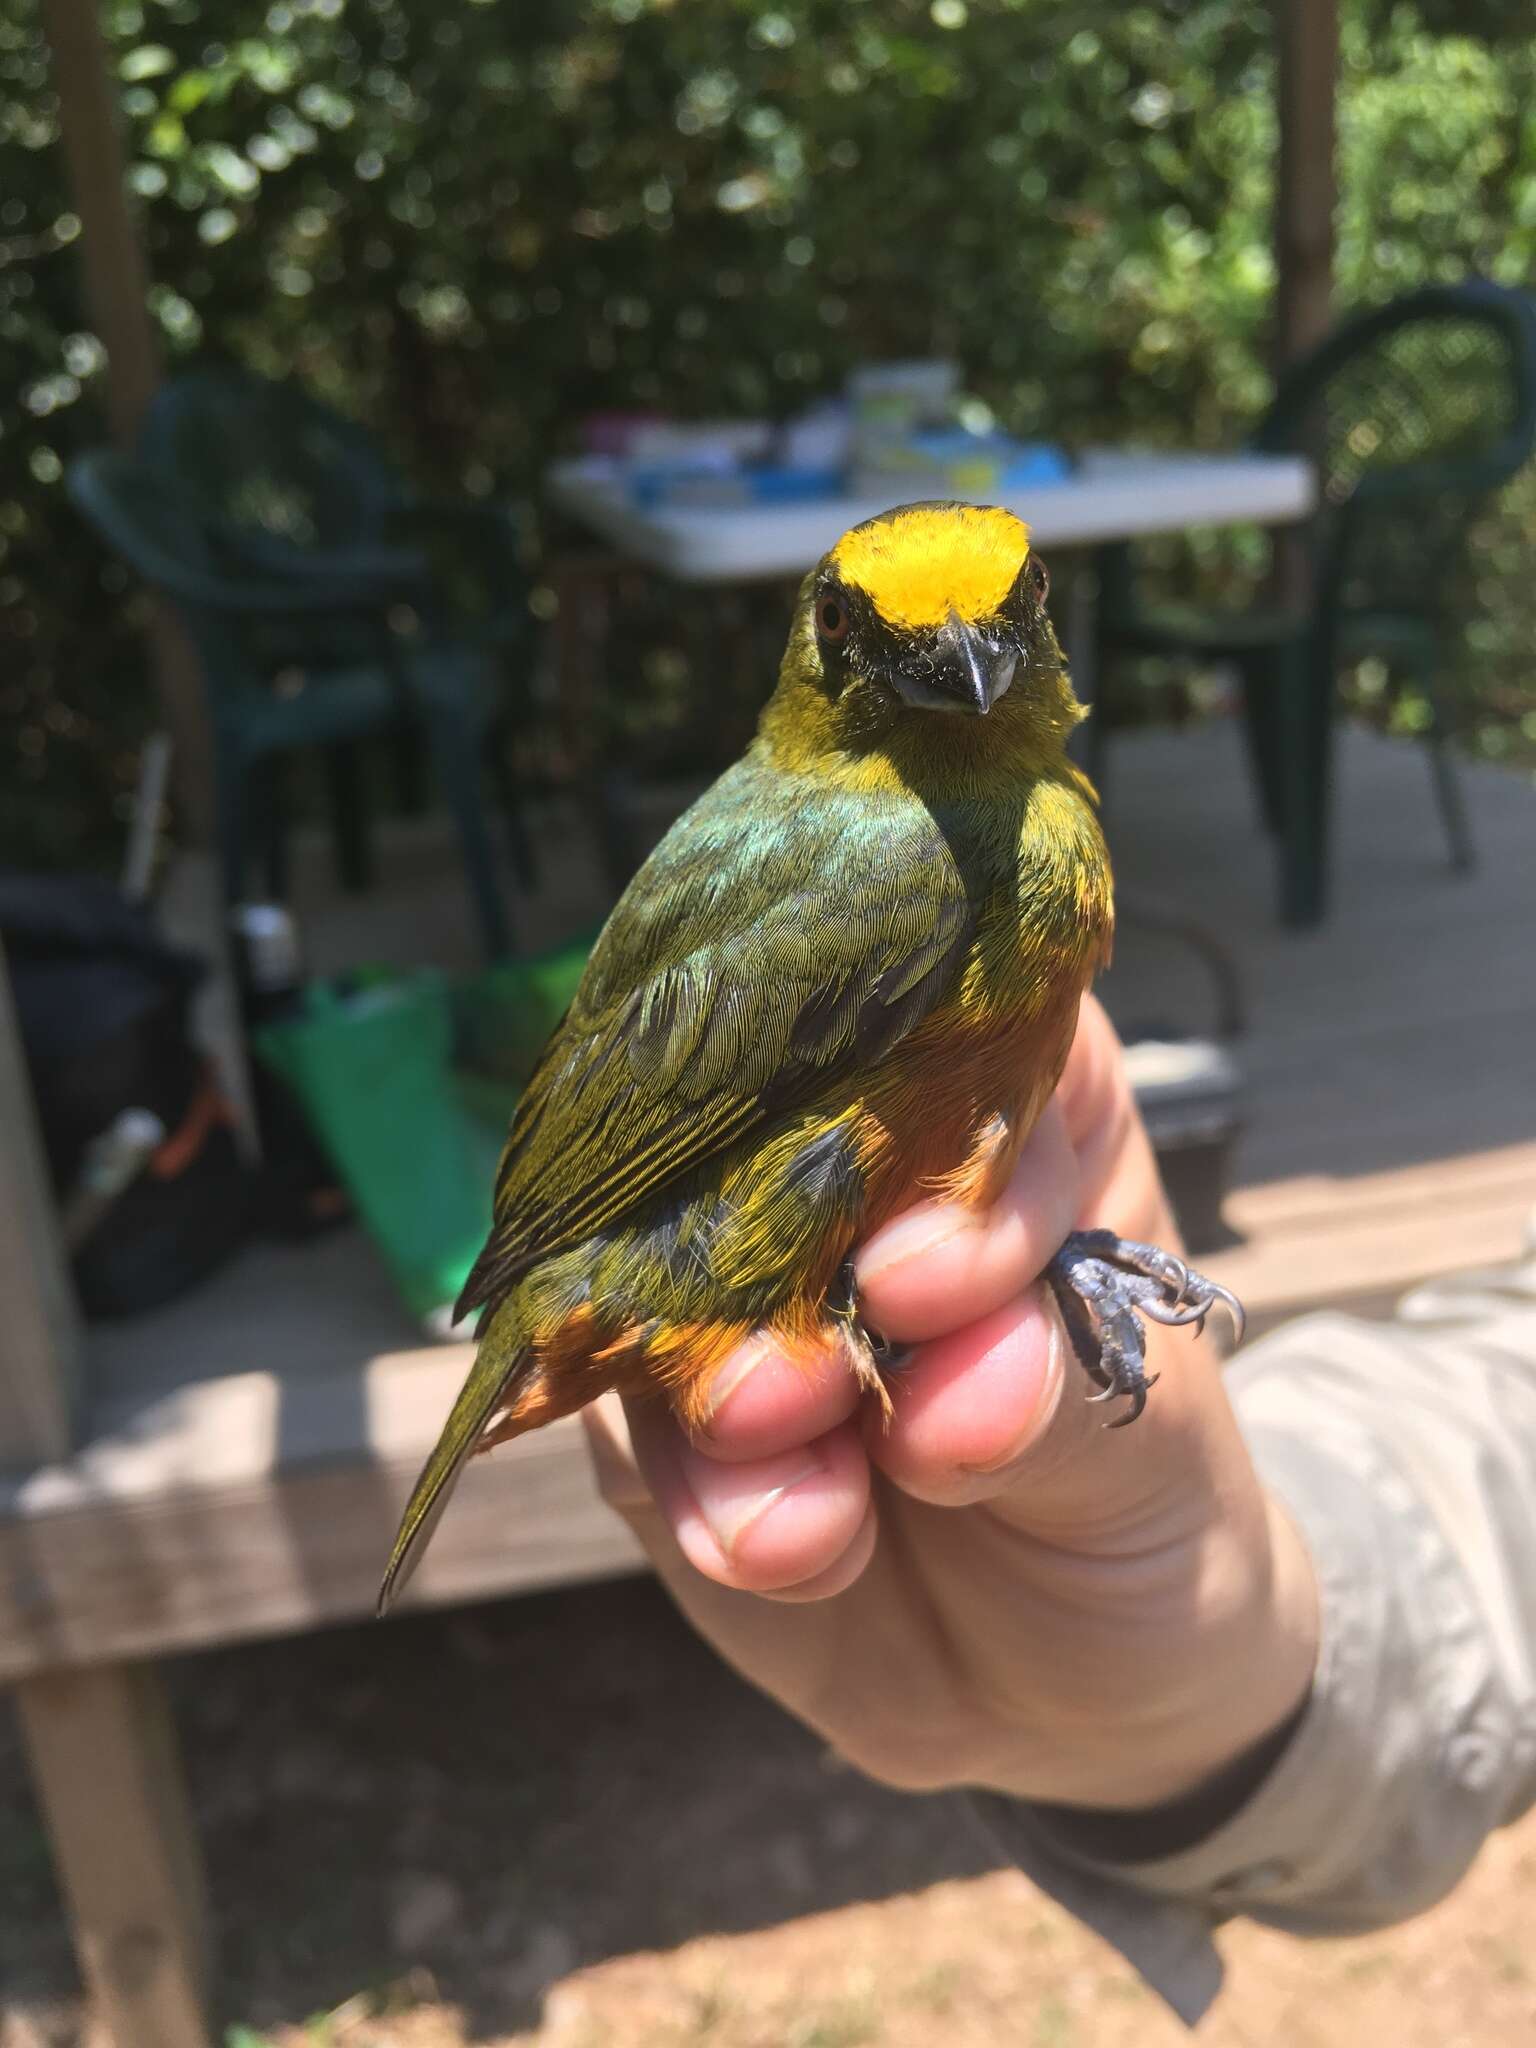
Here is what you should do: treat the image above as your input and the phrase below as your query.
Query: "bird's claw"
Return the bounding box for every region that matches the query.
[1146,1250,1190,1296]
[829,1258,912,1381]
[1045,1230,1243,1427]
[1103,1370,1160,1428]
[1207,1280,1246,1345]
[1141,1295,1211,1329]
[1142,1277,1246,1342]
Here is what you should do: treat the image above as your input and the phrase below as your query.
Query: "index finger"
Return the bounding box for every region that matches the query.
[690,1333,861,1463]
[854,1098,1081,1343]
[695,1093,1083,1462]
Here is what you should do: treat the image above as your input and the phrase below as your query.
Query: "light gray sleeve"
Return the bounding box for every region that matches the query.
[974,1241,1536,2027]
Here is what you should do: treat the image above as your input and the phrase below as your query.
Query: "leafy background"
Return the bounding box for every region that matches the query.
[3,0,1534,868]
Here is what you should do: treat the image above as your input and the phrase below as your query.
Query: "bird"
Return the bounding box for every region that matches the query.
[378,500,1241,1613]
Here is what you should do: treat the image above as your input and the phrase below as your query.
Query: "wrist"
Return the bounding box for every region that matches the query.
[1020,1495,1316,1862]
[1074,1124,1317,1804]
[1116,1487,1320,1813]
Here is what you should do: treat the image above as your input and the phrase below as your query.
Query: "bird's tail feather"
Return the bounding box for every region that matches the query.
[377,1330,534,1617]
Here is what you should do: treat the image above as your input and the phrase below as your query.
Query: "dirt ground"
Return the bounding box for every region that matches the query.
[4,1573,1536,2048]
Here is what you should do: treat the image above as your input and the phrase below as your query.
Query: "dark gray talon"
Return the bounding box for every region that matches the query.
[1141,1295,1212,1328]
[1046,1229,1243,1427]
[830,1258,914,1375]
[830,1256,860,1324]
[1105,1370,1159,1428]
[1152,1253,1190,1294]
[1209,1283,1246,1344]
[865,1324,914,1370]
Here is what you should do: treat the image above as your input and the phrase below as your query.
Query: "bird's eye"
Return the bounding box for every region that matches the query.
[816,593,850,646]
[1028,555,1050,605]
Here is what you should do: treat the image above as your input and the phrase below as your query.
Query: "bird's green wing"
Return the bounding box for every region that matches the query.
[457,755,975,1318]
[383,759,974,1616]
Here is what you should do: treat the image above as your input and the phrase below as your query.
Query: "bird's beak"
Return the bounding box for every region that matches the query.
[895,613,1018,716]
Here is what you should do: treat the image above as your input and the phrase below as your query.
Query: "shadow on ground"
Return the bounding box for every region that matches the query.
[1,1575,1001,2043]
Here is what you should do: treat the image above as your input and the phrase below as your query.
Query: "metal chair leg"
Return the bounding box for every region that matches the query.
[390,723,430,817]
[594,765,643,895]
[253,758,291,903]
[215,743,249,910]
[323,743,374,894]
[1236,649,1290,837]
[486,720,539,890]
[1415,650,1475,874]
[426,718,513,960]
[1276,636,1333,928]
[1081,663,1112,803]
[1426,726,1475,874]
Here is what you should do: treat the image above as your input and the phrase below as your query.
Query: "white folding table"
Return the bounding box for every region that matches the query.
[544,447,1318,897]
[545,448,1316,583]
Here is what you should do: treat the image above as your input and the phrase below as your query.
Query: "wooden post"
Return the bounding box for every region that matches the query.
[16,1667,213,2048]
[1271,0,1339,924]
[40,0,216,843]
[39,0,159,445]
[1,938,214,2048]
[0,943,78,1464]
[1273,0,1338,370]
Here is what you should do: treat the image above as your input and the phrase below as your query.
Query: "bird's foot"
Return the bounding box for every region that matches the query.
[829,1258,911,1422]
[1045,1229,1245,1428]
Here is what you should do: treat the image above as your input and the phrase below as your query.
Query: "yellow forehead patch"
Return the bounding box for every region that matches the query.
[830,504,1031,630]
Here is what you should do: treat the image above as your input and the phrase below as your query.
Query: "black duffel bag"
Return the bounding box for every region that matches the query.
[0,873,252,1316]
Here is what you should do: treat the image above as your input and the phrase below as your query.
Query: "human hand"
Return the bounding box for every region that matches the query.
[583,994,1318,1813]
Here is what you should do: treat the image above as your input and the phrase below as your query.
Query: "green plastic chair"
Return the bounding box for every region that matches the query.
[69,448,518,957]
[138,367,534,663]
[136,367,541,924]
[1091,281,1536,924]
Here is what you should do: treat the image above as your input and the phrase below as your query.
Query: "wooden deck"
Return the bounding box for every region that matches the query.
[2,718,1533,1685]
[1100,721,1536,1326]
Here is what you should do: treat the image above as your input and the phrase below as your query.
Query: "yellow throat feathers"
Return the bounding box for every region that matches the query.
[832,504,1032,630]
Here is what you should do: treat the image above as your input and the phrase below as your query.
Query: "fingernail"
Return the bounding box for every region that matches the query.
[688,1447,824,1559]
[857,1206,968,1281]
[704,1333,771,1423]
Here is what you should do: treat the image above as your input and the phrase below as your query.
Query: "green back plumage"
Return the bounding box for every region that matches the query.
[457,755,975,1316]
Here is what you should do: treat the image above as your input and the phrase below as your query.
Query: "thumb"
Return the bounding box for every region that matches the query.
[852,1085,1247,1545]
[857,1270,1244,1553]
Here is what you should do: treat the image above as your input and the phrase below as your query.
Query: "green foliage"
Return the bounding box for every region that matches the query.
[2,0,1534,868]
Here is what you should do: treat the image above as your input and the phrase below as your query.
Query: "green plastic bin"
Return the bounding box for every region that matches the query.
[255,932,595,1325]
